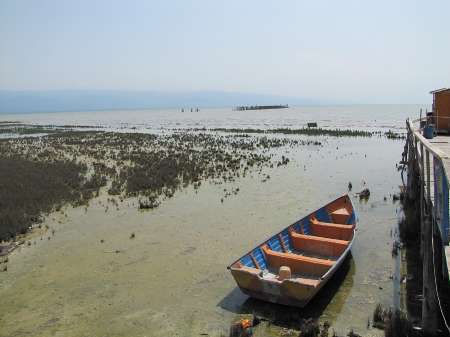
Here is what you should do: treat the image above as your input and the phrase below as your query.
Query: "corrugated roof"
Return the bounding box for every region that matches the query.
[430,88,450,94]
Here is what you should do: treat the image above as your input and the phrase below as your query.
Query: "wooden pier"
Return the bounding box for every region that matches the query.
[404,118,450,336]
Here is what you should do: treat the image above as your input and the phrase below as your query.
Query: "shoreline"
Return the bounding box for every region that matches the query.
[0,121,406,138]
[0,126,406,243]
[0,127,403,336]
[0,129,319,241]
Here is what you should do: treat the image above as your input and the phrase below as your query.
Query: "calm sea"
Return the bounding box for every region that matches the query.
[0,104,429,132]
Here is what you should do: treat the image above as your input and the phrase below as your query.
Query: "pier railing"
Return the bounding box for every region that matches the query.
[406,118,450,244]
[405,118,450,335]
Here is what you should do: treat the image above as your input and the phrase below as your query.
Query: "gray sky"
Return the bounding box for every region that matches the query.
[1,0,449,103]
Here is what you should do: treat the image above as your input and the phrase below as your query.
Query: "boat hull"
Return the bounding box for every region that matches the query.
[231,239,353,307]
[228,194,356,308]
[231,269,315,307]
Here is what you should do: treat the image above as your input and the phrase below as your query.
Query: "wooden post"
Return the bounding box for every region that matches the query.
[407,132,417,201]
[422,216,439,336]
[426,150,431,204]
[407,133,412,198]
[421,143,425,258]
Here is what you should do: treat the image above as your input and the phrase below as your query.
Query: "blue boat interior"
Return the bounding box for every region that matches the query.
[237,199,356,272]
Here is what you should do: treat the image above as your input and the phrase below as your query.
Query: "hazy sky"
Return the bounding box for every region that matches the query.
[1,0,449,103]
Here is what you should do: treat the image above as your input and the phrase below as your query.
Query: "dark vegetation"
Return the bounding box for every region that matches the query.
[0,157,104,240]
[0,122,405,139]
[385,130,405,140]
[0,123,104,136]
[0,130,314,241]
[229,304,420,337]
[373,303,388,329]
[0,127,62,135]
[372,304,420,337]
[228,317,369,337]
[188,127,405,139]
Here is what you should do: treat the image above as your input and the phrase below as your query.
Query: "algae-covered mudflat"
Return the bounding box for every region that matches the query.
[0,128,402,336]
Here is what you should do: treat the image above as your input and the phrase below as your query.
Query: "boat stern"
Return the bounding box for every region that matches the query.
[229,263,320,307]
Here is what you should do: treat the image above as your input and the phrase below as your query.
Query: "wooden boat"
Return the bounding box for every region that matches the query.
[227,194,356,307]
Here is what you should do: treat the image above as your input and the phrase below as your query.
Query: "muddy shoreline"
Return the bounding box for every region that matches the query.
[0,127,404,336]
[0,129,321,242]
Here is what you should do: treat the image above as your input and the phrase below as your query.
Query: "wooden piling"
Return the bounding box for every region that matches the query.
[423,209,440,335]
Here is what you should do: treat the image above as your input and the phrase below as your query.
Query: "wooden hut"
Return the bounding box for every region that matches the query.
[430,88,450,133]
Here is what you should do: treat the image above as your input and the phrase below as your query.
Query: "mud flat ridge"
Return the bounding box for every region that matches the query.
[0,131,318,241]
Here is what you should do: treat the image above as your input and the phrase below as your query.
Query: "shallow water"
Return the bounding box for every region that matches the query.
[0,104,428,133]
[0,134,403,336]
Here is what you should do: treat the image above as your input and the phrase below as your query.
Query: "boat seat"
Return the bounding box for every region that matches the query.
[289,230,349,257]
[310,217,353,228]
[310,218,354,241]
[329,207,350,224]
[262,245,333,277]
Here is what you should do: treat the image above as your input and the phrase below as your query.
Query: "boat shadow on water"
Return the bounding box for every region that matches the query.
[218,253,355,330]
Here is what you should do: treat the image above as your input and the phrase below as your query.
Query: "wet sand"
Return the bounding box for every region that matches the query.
[0,135,401,336]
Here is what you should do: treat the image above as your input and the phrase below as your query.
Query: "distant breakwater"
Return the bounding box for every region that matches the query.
[234,104,289,111]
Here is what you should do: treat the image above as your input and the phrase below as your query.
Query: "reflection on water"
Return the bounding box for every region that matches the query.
[0,135,401,336]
